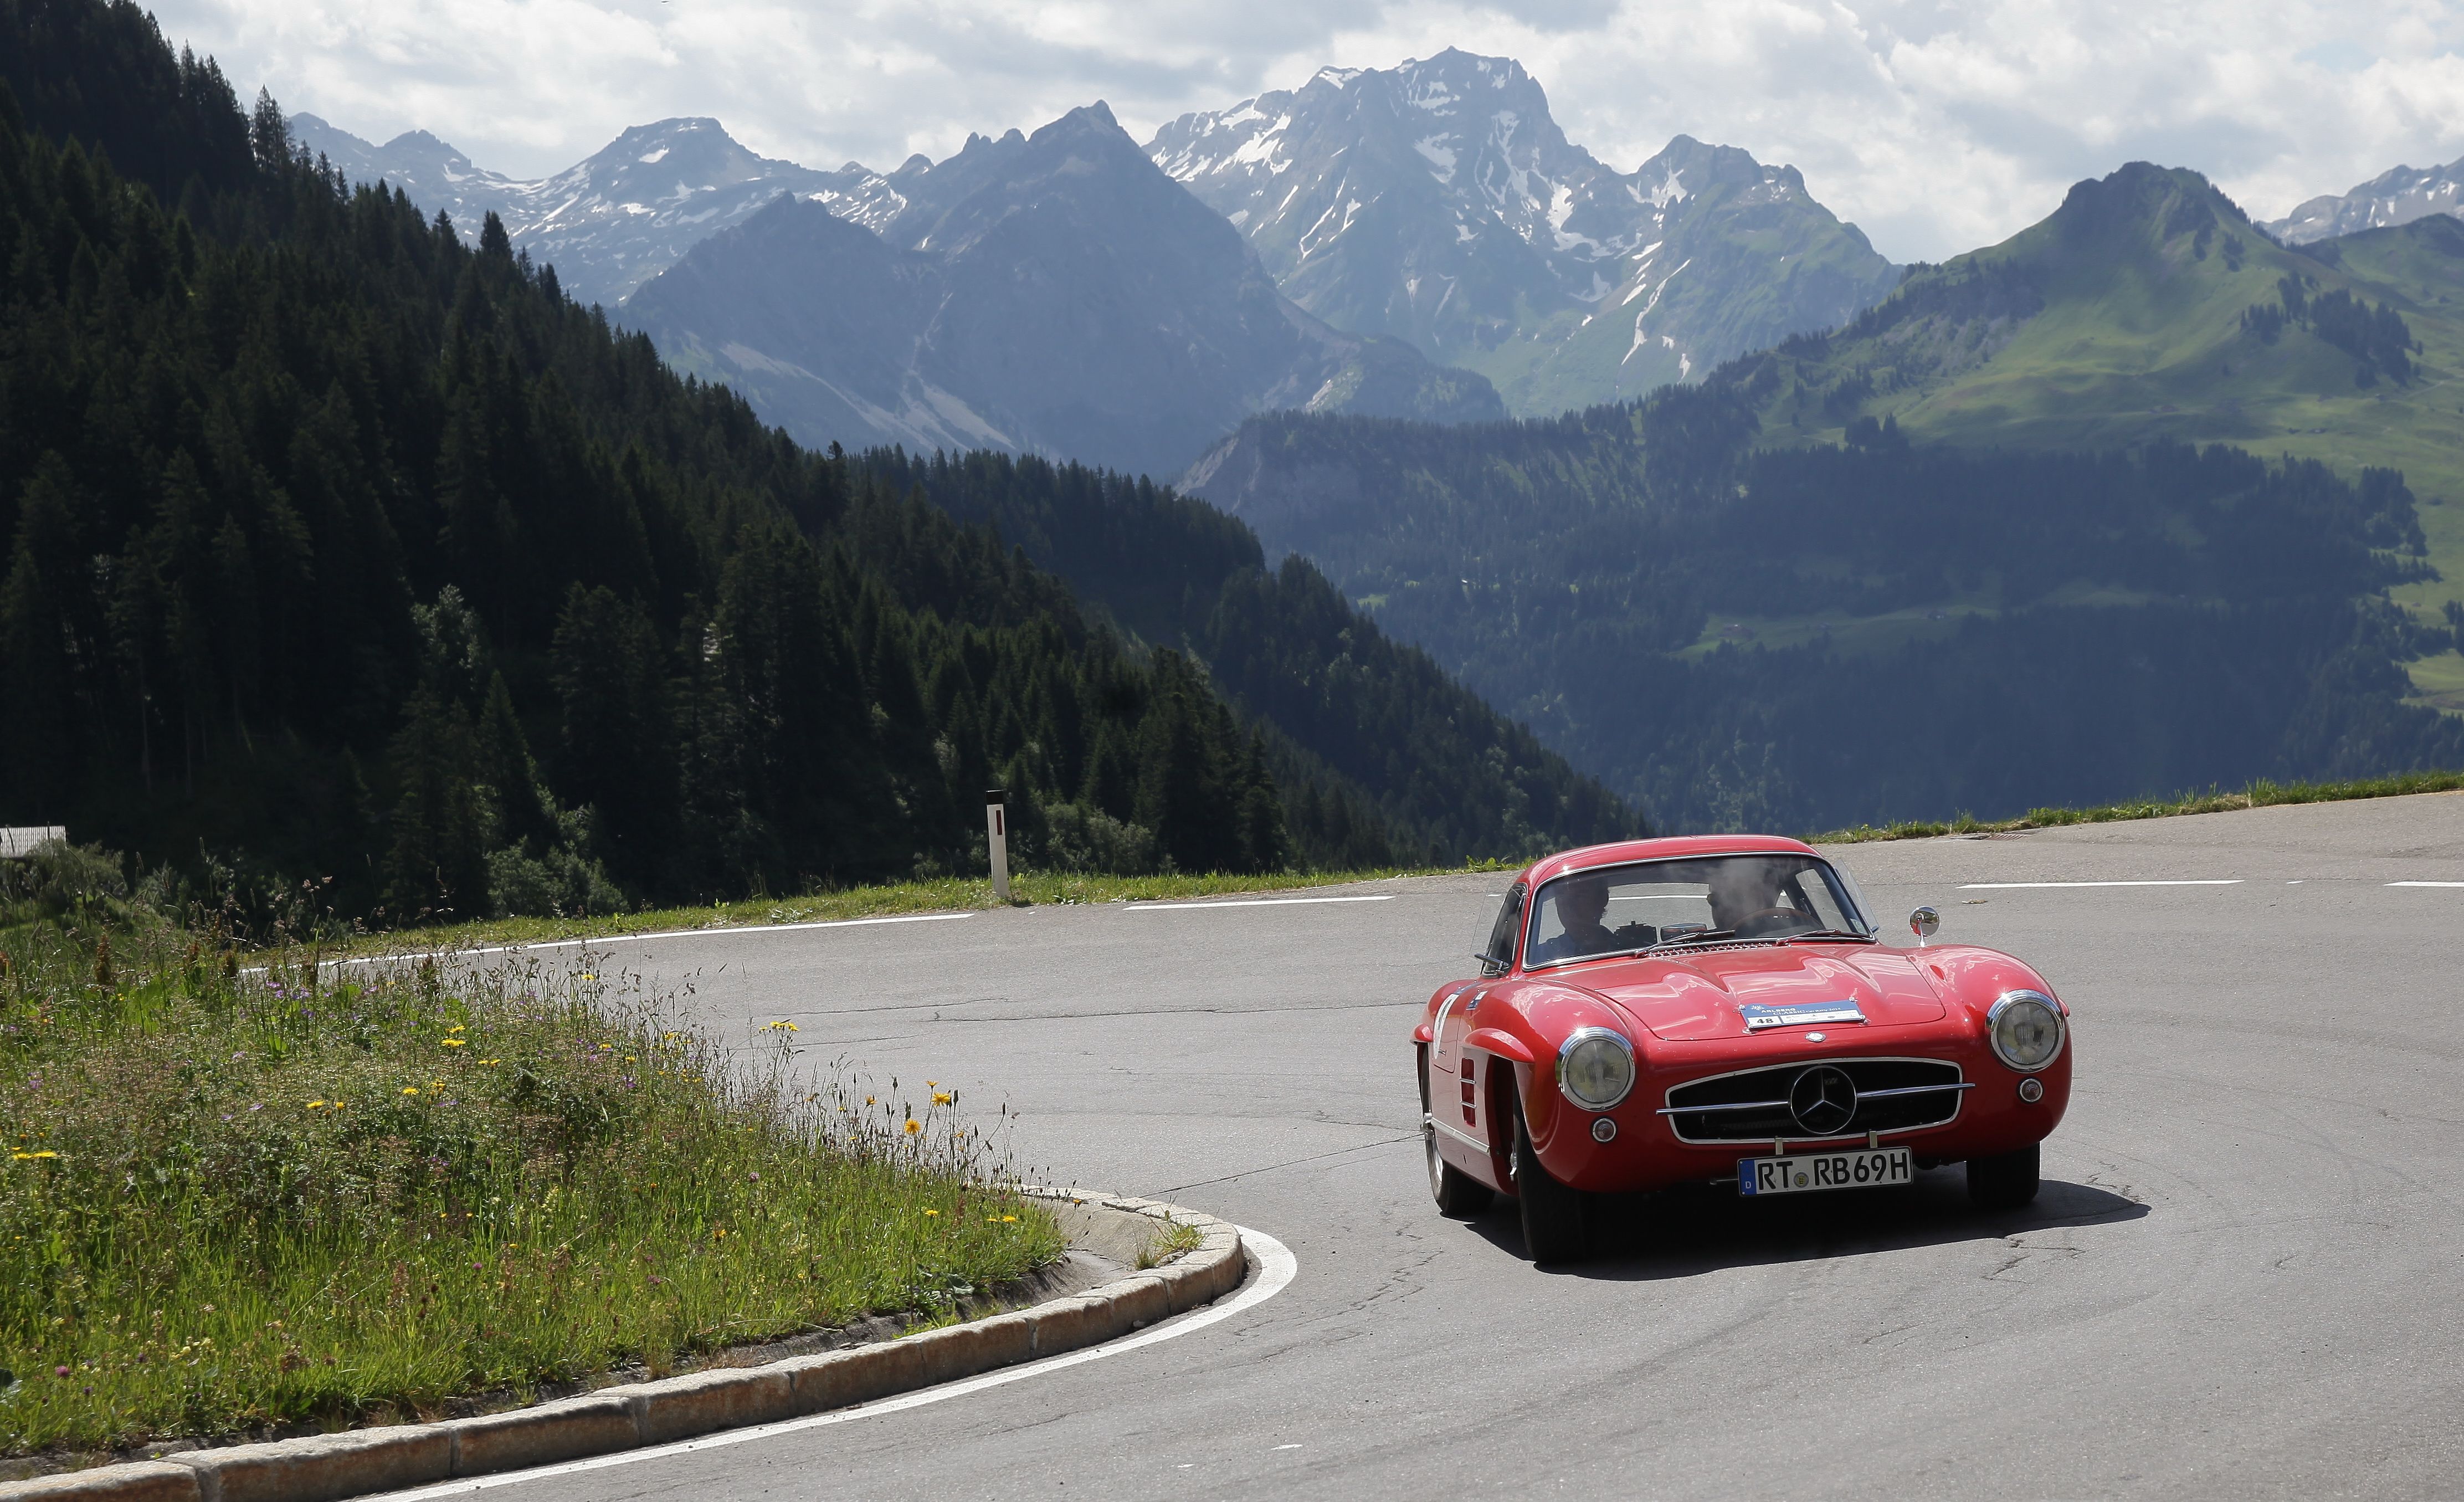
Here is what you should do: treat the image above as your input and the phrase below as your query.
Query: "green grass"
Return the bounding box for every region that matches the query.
[2404,647,2464,714]
[1132,1216,1208,1272]
[1674,579,2170,662]
[0,923,1062,1459]
[283,863,1521,966]
[1811,767,2464,844]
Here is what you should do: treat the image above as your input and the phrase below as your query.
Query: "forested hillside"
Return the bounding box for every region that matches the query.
[1714,161,2464,685]
[1186,388,2464,831]
[858,450,1634,863]
[0,0,1634,929]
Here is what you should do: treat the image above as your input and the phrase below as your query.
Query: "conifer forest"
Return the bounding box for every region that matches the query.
[0,0,1635,929]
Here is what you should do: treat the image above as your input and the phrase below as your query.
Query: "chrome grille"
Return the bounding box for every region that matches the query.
[1660,1057,1967,1144]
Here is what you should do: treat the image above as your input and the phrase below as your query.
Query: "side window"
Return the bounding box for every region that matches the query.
[1785,870,1853,932]
[1481,884,1526,976]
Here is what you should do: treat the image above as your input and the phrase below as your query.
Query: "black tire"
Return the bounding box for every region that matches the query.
[1511,1092,1589,1264]
[1967,1142,2041,1209]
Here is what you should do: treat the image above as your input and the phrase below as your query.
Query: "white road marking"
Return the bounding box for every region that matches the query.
[378,1227,1298,1499]
[1955,880,2244,889]
[1125,895,1395,910]
[2388,881,2464,887]
[252,913,976,976]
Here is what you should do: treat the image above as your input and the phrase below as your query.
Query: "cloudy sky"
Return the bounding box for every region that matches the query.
[146,0,2464,262]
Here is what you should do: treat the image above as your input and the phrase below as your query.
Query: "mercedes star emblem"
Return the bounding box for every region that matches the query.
[1788,1064,1858,1136]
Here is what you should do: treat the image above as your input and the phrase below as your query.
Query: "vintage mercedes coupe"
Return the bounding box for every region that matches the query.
[1415,835,2070,1262]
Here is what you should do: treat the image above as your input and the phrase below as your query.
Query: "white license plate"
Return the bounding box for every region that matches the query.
[1738,1146,1912,1196]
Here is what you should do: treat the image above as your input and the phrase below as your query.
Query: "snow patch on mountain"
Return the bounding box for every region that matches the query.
[1147,49,1898,411]
[289,113,857,307]
[2265,155,2464,244]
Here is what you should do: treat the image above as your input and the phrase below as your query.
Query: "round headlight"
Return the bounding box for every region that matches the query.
[1986,991,2066,1073]
[1557,1028,1636,1110]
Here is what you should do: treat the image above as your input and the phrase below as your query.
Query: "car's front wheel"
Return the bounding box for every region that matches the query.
[1511,1093,1589,1264]
[1967,1142,2041,1209]
[1419,1045,1495,1217]
[1425,1120,1494,1217]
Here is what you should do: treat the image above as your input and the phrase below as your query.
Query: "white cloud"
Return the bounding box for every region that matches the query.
[146,0,2464,261]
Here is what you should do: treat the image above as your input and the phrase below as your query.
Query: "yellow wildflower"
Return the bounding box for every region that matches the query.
[923,1208,940,1217]
[442,1038,468,1048]
[903,1119,921,1135]
[932,1093,952,1106]
[402,1086,419,1096]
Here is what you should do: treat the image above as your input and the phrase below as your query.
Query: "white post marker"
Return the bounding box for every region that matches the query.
[986,788,1012,903]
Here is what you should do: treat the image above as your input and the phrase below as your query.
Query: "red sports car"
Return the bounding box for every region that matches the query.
[1415,835,2070,1263]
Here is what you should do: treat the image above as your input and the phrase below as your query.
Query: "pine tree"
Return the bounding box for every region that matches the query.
[476,670,550,850]
[384,686,490,919]
[550,584,676,889]
[1234,731,1289,873]
[0,456,86,817]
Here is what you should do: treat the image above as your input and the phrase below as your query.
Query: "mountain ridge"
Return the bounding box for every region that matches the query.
[2266,154,2464,245]
[1147,49,1900,413]
[621,101,1504,478]
[289,111,853,306]
[1705,158,2464,657]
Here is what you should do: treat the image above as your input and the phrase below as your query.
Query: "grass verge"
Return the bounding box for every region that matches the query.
[0,925,1062,1459]
[273,863,1520,966]
[1813,768,2464,845]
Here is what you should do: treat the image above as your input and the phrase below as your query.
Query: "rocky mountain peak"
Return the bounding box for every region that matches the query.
[2265,154,2464,244]
[622,99,1502,478]
[1146,53,1897,413]
[288,112,839,306]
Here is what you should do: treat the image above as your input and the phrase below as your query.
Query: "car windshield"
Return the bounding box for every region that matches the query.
[1523,854,1871,968]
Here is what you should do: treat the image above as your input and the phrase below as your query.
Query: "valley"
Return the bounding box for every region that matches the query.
[12,9,2464,856]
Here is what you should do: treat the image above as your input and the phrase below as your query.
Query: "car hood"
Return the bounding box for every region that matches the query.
[1559,944,1947,1042]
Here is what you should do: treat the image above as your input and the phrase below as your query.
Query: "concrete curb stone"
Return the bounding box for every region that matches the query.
[0,1464,200,1501]
[168,1424,451,1502]
[4,1191,1243,1502]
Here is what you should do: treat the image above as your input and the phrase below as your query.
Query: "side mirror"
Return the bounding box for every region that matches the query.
[1908,906,1941,947]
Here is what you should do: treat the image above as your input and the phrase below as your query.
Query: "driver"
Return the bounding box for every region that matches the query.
[1530,875,1616,965]
[1706,862,1788,933]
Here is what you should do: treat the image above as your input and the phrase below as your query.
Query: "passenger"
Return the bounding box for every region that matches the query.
[1531,875,1618,965]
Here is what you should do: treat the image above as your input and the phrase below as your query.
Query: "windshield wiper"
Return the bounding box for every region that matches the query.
[1782,929,1877,944]
[1653,929,1739,947]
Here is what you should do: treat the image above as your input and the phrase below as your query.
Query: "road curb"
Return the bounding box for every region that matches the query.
[2,1190,1243,1502]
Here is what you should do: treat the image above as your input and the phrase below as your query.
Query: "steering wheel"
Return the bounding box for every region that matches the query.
[1732,906,1810,937]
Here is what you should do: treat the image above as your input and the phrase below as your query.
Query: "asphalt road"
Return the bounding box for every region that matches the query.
[393,793,2464,1500]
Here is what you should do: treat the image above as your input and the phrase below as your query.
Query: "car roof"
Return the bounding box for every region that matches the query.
[1516,834,1821,889]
